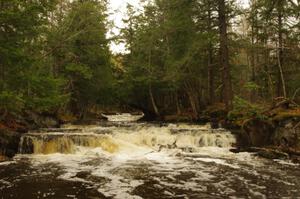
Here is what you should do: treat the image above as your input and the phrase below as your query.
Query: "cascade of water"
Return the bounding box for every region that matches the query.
[18,123,236,154]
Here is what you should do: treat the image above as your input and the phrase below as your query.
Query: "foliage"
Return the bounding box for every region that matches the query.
[0,0,299,120]
[244,82,261,92]
[228,96,266,121]
[0,0,65,114]
[47,0,114,114]
[0,91,24,113]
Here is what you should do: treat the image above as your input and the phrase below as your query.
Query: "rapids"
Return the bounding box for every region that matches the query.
[0,122,300,199]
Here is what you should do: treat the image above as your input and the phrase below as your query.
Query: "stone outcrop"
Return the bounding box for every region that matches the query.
[272,116,300,150]
[0,111,61,160]
[242,118,274,147]
[240,108,300,160]
[0,129,21,158]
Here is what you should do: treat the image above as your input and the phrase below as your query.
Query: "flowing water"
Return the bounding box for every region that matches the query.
[0,122,300,199]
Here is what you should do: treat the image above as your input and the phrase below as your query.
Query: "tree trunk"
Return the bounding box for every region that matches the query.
[175,92,181,115]
[184,82,198,119]
[277,4,287,98]
[149,84,160,117]
[262,19,274,103]
[218,0,233,110]
[207,2,215,104]
[250,23,256,102]
[187,91,198,119]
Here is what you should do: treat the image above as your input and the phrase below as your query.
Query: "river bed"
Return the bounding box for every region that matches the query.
[0,122,299,199]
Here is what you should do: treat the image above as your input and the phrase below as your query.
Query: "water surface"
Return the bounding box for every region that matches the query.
[0,123,299,199]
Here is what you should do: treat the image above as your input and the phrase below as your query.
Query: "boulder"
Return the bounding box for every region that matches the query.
[242,118,274,147]
[272,116,300,149]
[0,129,21,158]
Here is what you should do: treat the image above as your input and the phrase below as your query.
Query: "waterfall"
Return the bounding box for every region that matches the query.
[19,134,119,154]
[18,123,236,155]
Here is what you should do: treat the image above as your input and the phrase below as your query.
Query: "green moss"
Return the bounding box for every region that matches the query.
[272,109,300,122]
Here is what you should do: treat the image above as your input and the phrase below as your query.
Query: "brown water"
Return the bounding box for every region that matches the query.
[0,123,300,199]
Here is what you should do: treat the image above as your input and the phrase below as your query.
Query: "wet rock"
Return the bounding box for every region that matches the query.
[210,120,220,129]
[243,147,289,159]
[0,155,8,162]
[272,117,300,149]
[242,118,274,147]
[0,129,21,158]
[253,147,289,160]
[291,155,300,164]
[229,148,242,153]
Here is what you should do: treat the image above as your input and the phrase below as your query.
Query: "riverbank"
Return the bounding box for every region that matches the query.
[1,102,300,162]
[200,101,300,163]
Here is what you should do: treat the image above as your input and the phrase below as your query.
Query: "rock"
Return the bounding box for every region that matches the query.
[273,127,299,148]
[230,147,290,160]
[229,147,289,160]
[25,111,59,129]
[0,155,8,162]
[272,114,300,149]
[291,155,300,164]
[242,118,274,147]
[254,148,289,160]
[43,116,59,127]
[0,129,21,158]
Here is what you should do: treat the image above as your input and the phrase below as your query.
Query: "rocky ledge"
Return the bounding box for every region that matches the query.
[0,129,21,159]
[0,111,61,161]
[239,108,300,162]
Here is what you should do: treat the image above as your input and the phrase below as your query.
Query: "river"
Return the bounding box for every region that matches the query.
[0,122,299,199]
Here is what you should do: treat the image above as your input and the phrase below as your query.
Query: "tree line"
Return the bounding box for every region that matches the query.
[0,0,112,119]
[0,0,299,120]
[118,0,300,118]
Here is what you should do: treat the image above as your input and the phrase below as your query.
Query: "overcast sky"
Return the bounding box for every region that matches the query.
[108,0,250,53]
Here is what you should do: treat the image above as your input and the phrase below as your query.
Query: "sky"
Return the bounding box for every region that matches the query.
[108,0,250,54]
[108,0,143,53]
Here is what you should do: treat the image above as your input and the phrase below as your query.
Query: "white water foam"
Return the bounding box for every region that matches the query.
[12,123,300,198]
[0,161,16,166]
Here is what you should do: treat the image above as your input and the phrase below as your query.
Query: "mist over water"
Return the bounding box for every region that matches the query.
[1,122,300,199]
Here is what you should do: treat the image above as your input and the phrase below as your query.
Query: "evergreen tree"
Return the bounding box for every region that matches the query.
[0,0,66,117]
[48,0,113,116]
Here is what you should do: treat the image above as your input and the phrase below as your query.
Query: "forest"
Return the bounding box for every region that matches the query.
[0,0,299,123]
[1,1,300,198]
